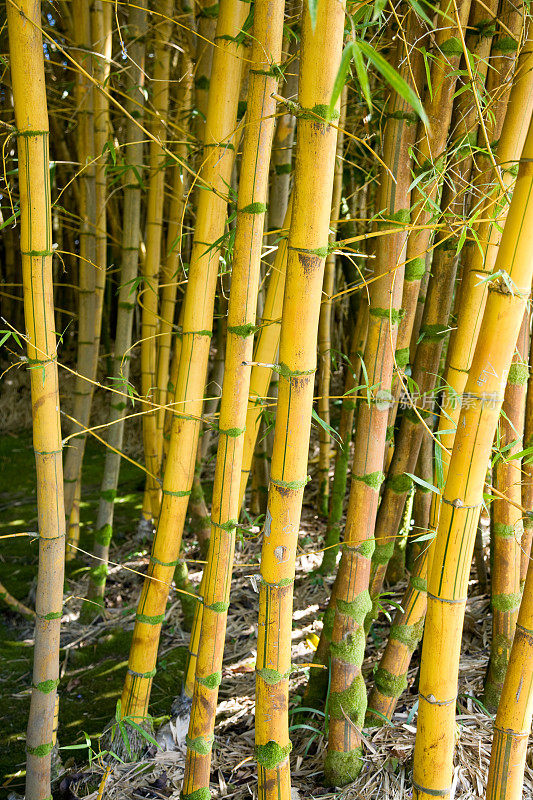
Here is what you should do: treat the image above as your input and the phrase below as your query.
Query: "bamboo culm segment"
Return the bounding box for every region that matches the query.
[120,0,248,724]
[484,313,529,711]
[181,2,284,794]
[254,3,346,798]
[486,554,533,800]
[413,111,533,800]
[63,0,98,527]
[82,0,149,617]
[7,2,66,798]
[139,0,174,524]
[324,19,417,784]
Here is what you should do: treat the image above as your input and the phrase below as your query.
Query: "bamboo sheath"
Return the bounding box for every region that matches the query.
[120,0,248,722]
[83,0,149,614]
[484,313,529,710]
[254,3,345,798]
[181,3,284,794]
[486,554,533,800]
[412,110,533,800]
[139,0,174,525]
[323,20,420,784]
[7,2,66,799]
[63,0,98,525]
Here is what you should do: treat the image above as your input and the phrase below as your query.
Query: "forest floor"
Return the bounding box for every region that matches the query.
[1,375,533,799]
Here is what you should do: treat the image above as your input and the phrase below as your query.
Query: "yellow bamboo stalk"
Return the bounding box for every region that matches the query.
[412,109,533,800]
[139,0,174,526]
[486,554,533,800]
[7,2,66,798]
[483,312,529,710]
[317,93,346,517]
[154,54,193,472]
[83,0,148,614]
[521,330,533,583]
[63,0,97,522]
[429,35,533,535]
[181,2,284,793]
[120,0,248,723]
[238,197,292,507]
[254,2,346,797]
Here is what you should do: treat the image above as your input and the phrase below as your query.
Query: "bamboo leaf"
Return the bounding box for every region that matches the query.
[357,40,428,126]
[405,472,440,495]
[312,407,342,445]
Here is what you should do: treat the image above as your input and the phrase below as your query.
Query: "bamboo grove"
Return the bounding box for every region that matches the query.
[3,0,533,799]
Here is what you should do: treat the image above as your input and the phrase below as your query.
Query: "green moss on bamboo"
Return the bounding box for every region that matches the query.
[330,628,365,665]
[336,591,373,624]
[328,673,366,723]
[255,740,292,768]
[323,746,363,786]
[373,667,408,697]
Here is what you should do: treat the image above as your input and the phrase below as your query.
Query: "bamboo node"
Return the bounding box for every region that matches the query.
[196,671,222,688]
[270,476,310,490]
[15,129,49,137]
[150,557,180,567]
[254,740,292,768]
[127,667,156,679]
[185,733,214,755]
[26,742,54,757]
[419,692,455,706]
[412,779,451,796]
[162,488,192,498]
[353,471,385,490]
[33,678,60,694]
[135,612,165,625]
[256,666,291,684]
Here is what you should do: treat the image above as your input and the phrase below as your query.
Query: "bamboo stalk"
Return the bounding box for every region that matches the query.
[139,0,174,526]
[254,3,346,796]
[7,2,66,798]
[412,109,533,800]
[82,0,148,616]
[120,0,248,724]
[317,93,346,517]
[63,0,98,525]
[483,312,529,711]
[486,554,533,800]
[181,2,284,792]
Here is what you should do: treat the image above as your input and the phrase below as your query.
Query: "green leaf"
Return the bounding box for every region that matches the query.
[329,43,356,115]
[357,40,429,126]
[312,407,342,446]
[405,472,440,495]
[351,41,372,114]
[127,719,160,749]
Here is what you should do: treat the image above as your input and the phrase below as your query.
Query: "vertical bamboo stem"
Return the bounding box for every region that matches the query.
[412,110,533,800]
[7,3,66,798]
[255,3,346,797]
